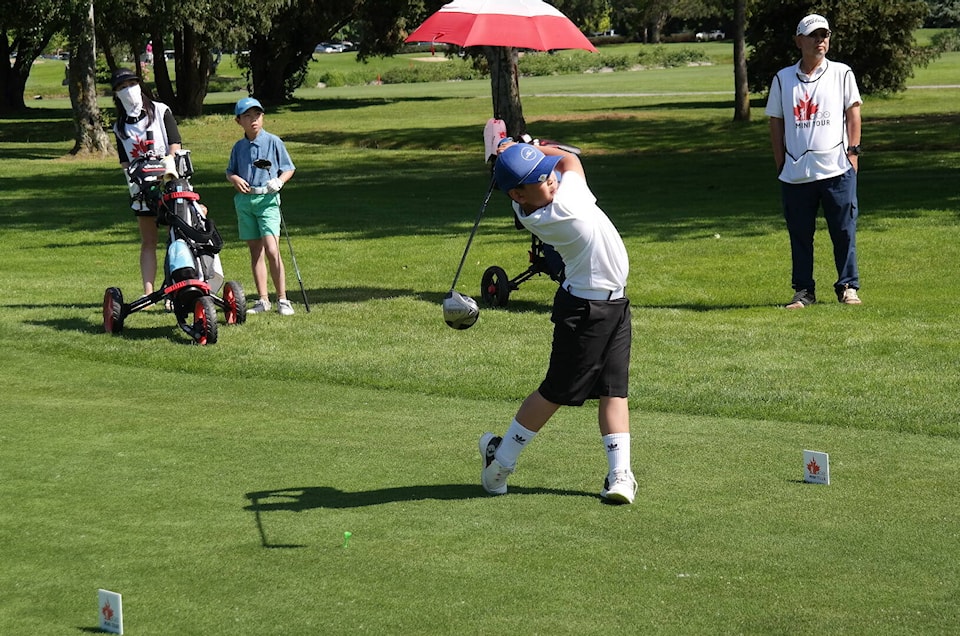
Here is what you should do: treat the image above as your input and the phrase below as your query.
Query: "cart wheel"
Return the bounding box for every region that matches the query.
[193,296,218,345]
[222,281,246,325]
[481,266,511,307]
[103,287,124,334]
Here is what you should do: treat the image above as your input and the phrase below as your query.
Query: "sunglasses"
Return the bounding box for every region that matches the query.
[804,30,832,39]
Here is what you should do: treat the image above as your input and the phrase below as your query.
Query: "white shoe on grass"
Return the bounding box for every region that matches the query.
[278,299,295,316]
[247,299,271,314]
[601,469,638,504]
[479,432,513,495]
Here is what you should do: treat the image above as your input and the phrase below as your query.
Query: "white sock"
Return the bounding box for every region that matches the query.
[495,419,537,468]
[602,433,631,474]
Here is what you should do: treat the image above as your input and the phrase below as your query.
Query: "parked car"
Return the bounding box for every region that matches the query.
[314,42,345,54]
[696,29,725,42]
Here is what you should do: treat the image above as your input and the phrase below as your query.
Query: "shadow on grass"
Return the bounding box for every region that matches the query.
[26,316,213,345]
[16,286,767,342]
[245,484,597,547]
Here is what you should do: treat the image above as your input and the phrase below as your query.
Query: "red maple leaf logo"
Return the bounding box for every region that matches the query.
[101,601,114,621]
[806,458,821,475]
[130,135,154,158]
[794,94,819,121]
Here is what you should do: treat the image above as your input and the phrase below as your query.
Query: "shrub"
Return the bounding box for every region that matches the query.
[637,45,708,68]
[379,58,484,84]
[301,46,710,89]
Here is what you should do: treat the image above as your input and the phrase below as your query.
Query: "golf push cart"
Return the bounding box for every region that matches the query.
[102,137,246,345]
[480,231,565,308]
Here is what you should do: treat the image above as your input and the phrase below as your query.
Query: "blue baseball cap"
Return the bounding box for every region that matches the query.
[494,144,562,192]
[235,97,264,116]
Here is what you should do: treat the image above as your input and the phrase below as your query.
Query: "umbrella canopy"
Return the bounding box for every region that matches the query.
[405,0,597,53]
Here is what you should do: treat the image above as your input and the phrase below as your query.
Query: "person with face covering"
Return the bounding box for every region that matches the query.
[111,68,182,297]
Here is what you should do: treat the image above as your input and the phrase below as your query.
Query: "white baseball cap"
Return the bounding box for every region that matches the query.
[797,14,830,36]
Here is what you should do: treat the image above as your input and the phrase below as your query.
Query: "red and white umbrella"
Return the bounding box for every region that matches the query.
[405,0,597,53]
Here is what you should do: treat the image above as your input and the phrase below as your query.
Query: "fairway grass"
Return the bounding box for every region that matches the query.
[2,350,958,634]
[2,46,960,634]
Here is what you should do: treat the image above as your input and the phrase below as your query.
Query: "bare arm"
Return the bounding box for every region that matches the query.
[226,172,250,193]
[535,142,584,178]
[845,103,862,172]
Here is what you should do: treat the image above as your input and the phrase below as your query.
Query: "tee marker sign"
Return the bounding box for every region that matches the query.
[98,589,123,634]
[803,450,830,485]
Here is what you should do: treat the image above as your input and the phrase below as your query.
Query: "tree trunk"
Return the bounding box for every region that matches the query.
[148,26,210,117]
[249,35,289,103]
[0,37,51,114]
[484,46,526,138]
[732,0,751,122]
[172,25,211,117]
[68,0,112,156]
[0,57,27,114]
[150,26,176,109]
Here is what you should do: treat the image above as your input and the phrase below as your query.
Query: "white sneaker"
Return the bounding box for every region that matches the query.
[839,286,862,305]
[247,299,271,314]
[479,432,513,495]
[277,299,295,316]
[601,469,638,504]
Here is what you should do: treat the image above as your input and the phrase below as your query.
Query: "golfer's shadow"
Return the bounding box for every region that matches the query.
[244,484,593,548]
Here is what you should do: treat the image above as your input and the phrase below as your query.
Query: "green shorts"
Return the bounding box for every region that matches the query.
[235,192,281,240]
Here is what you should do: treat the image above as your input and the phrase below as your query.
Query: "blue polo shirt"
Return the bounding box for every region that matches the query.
[226,129,295,188]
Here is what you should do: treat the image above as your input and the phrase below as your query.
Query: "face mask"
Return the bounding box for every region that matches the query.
[117,84,143,118]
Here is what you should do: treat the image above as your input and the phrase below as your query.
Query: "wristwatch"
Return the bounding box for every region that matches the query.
[846,144,862,156]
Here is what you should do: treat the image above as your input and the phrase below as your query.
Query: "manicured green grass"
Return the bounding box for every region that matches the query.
[2,42,960,634]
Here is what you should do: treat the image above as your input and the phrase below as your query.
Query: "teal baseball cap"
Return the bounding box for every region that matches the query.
[235,97,264,116]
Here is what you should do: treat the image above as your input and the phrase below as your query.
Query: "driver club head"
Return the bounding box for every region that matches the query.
[442,291,479,330]
[253,159,272,170]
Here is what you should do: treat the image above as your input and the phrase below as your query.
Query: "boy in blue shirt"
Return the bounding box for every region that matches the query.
[226,97,297,315]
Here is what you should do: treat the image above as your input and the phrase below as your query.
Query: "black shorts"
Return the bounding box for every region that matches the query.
[538,287,632,406]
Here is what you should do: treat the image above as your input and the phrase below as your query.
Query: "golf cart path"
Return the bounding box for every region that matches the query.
[530,85,960,98]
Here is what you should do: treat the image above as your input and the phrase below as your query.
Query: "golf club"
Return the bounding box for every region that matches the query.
[253,159,310,312]
[442,176,496,330]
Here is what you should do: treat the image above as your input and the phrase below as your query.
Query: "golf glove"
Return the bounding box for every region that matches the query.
[266,178,283,193]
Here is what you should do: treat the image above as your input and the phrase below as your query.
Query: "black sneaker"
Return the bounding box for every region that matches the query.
[785,289,816,309]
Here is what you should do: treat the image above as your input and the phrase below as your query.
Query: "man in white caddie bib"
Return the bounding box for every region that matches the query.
[766,14,863,309]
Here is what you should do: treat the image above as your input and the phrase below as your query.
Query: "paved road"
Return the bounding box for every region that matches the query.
[532,85,960,98]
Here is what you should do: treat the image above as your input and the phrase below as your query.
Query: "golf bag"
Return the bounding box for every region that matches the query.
[160,176,224,294]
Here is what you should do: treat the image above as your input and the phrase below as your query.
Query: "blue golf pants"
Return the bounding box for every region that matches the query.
[781,168,860,296]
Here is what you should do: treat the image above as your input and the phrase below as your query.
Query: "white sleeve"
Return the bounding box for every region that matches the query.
[844,69,863,109]
[764,73,784,118]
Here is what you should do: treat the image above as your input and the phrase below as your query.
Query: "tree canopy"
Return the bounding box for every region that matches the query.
[3,0,950,118]
[0,0,68,113]
[746,0,931,95]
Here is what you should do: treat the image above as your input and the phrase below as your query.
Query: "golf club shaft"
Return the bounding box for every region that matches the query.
[279,210,310,312]
[450,176,496,291]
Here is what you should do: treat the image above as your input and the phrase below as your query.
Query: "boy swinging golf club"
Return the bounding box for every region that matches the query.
[479,139,637,504]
